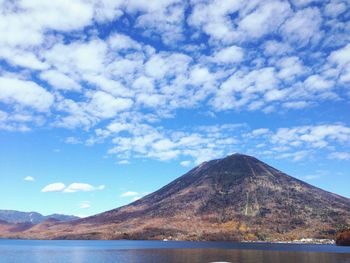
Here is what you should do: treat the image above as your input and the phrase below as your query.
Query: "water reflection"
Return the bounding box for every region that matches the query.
[0,241,350,263]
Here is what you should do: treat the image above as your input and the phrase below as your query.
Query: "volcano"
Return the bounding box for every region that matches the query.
[1,154,349,241]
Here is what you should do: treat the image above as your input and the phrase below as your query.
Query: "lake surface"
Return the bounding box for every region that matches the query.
[0,239,350,263]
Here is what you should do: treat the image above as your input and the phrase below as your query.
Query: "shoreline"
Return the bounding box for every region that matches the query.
[0,237,336,245]
[242,238,335,245]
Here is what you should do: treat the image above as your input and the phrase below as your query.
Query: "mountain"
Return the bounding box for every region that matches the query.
[0,210,79,224]
[0,154,349,241]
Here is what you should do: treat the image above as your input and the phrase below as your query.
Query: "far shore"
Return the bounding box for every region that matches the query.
[242,238,335,245]
[0,237,336,245]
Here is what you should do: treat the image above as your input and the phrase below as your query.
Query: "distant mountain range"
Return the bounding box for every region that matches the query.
[0,210,79,224]
[0,154,349,241]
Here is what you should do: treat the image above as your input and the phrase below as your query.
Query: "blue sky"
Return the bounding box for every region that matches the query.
[0,0,349,217]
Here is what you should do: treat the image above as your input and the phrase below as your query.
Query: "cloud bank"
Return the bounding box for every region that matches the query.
[0,0,349,165]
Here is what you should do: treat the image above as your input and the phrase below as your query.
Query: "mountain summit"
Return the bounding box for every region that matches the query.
[1,154,349,241]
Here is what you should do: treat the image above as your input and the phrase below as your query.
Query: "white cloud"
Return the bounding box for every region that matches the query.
[210,67,279,111]
[324,1,347,17]
[180,160,191,167]
[44,39,108,75]
[211,45,244,64]
[144,55,166,78]
[0,77,54,111]
[188,0,293,44]
[270,124,350,148]
[237,0,291,40]
[65,137,82,144]
[246,123,350,162]
[280,7,323,47]
[0,110,43,133]
[329,152,350,160]
[187,1,241,44]
[24,176,35,182]
[108,33,142,51]
[64,183,105,193]
[108,123,240,164]
[118,160,130,165]
[251,128,270,137]
[40,70,81,91]
[264,40,292,56]
[86,91,133,119]
[121,191,139,197]
[0,48,48,70]
[328,43,350,84]
[41,183,66,193]
[290,0,323,8]
[0,0,348,170]
[0,0,97,87]
[328,43,350,66]
[283,101,310,109]
[84,75,133,98]
[304,75,334,91]
[134,1,185,44]
[79,201,91,209]
[41,182,104,193]
[277,56,306,81]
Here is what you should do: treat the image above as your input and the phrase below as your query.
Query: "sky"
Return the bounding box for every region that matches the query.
[0,0,349,217]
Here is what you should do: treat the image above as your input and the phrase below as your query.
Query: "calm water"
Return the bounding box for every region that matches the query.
[0,239,350,263]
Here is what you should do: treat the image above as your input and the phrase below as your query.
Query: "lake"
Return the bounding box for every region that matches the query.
[0,240,350,263]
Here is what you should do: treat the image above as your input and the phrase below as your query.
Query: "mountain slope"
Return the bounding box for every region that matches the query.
[0,210,79,224]
[1,154,349,241]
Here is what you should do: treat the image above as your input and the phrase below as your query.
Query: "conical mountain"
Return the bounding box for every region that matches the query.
[1,154,350,241]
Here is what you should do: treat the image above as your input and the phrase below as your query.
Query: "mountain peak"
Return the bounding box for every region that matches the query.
[1,154,349,241]
[192,153,275,182]
[223,153,259,162]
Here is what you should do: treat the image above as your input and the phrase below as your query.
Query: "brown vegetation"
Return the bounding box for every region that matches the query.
[336,229,350,246]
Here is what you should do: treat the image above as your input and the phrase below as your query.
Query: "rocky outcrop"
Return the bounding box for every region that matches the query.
[336,229,350,246]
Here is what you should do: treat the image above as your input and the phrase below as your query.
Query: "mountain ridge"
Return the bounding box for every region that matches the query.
[0,209,79,224]
[0,153,349,241]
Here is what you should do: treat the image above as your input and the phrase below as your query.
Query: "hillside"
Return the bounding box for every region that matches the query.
[1,154,349,241]
[0,210,79,224]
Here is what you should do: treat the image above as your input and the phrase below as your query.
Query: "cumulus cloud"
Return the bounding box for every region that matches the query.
[280,7,323,47]
[64,183,105,193]
[24,176,35,182]
[121,191,139,197]
[40,70,81,92]
[328,43,350,84]
[237,0,291,40]
[180,160,191,167]
[41,183,66,193]
[65,137,82,144]
[0,0,348,169]
[270,124,350,148]
[118,160,130,165]
[79,201,91,209]
[0,0,345,132]
[107,122,241,164]
[0,0,93,48]
[41,182,105,193]
[244,124,350,162]
[86,91,133,119]
[211,46,244,64]
[0,77,53,111]
[329,152,350,160]
[324,1,347,17]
